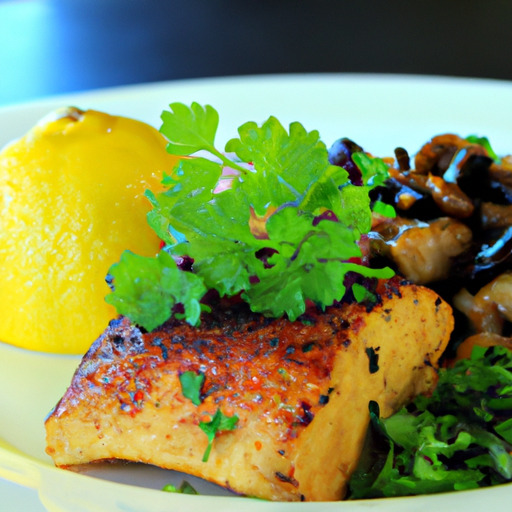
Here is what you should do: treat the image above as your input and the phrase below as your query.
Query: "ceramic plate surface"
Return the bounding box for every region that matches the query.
[1,73,512,511]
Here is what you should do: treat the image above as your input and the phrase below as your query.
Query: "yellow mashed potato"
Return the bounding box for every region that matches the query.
[0,107,178,354]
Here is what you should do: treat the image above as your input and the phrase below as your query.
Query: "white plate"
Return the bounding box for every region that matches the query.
[1,73,512,511]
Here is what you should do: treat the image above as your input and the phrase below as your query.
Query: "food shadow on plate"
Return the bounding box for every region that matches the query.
[70,461,235,497]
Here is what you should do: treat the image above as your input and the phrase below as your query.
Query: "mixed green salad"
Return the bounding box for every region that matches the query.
[349,345,512,498]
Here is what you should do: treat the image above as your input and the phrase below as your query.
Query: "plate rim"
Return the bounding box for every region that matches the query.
[1,72,512,511]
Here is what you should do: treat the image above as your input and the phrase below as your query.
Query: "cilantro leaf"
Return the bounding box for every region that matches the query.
[172,180,254,243]
[299,163,350,217]
[175,238,259,298]
[199,408,239,462]
[145,157,225,244]
[337,185,373,233]
[495,418,512,444]
[159,102,248,173]
[105,250,206,330]
[179,371,204,406]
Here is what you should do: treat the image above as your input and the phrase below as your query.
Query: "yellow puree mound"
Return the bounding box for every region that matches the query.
[0,107,178,354]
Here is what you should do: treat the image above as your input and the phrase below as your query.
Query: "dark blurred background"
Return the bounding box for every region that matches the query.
[1,0,512,106]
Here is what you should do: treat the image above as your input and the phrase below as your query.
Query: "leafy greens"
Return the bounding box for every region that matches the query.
[349,345,512,498]
[106,102,393,331]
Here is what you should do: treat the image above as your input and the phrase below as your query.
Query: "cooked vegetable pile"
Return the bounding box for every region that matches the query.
[368,133,512,306]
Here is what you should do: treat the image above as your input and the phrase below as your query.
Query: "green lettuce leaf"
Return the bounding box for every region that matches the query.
[349,346,512,499]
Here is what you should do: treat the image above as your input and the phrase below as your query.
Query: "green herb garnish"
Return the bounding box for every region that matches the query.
[179,370,204,406]
[352,282,377,304]
[162,480,199,494]
[106,102,393,330]
[465,134,500,162]
[349,345,512,498]
[105,250,207,331]
[199,407,239,462]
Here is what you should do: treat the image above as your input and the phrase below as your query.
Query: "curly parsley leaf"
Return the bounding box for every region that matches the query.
[199,408,239,462]
[106,103,394,330]
[349,346,512,499]
[105,250,206,331]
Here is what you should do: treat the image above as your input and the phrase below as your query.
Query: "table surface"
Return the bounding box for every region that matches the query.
[1,0,512,107]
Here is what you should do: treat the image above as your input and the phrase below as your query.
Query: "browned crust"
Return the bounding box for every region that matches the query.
[45,278,453,501]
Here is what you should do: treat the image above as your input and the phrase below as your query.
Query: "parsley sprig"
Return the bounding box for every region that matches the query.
[199,408,240,463]
[106,102,393,330]
[179,370,238,462]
